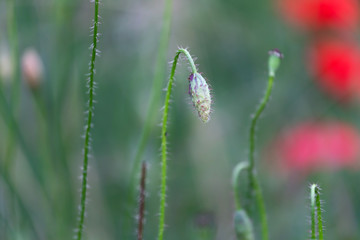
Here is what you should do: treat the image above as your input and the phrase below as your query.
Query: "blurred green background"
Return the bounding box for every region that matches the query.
[1,0,360,239]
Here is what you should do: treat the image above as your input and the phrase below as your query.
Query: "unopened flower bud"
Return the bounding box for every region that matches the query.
[234,210,255,240]
[21,48,44,89]
[268,49,283,77]
[188,72,211,123]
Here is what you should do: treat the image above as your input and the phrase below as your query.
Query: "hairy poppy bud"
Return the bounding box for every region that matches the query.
[188,72,211,123]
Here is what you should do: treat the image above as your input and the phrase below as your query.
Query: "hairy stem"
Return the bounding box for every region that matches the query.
[158,48,197,240]
[245,50,282,240]
[75,0,100,239]
[246,76,273,240]
[316,187,324,240]
[310,185,316,240]
[310,184,324,240]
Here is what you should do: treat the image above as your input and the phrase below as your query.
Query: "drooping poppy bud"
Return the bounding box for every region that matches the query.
[188,72,211,123]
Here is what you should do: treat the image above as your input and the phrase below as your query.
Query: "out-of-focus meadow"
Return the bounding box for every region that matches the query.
[1,0,360,239]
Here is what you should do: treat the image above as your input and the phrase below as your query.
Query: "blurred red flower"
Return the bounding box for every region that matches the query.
[307,39,360,101]
[272,122,360,173]
[277,0,360,31]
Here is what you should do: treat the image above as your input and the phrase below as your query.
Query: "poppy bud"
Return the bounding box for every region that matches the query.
[188,72,211,123]
[268,49,283,77]
[21,48,44,89]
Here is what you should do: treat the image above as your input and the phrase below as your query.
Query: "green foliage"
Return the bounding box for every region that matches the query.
[0,1,358,240]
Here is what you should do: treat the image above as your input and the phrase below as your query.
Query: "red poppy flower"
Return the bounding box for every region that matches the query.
[307,39,360,101]
[277,0,360,31]
[272,122,360,174]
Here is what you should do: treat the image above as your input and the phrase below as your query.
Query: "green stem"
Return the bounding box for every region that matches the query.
[310,185,316,240]
[128,0,173,201]
[310,184,324,240]
[158,48,197,240]
[232,161,249,210]
[246,76,274,240]
[75,0,100,239]
[316,188,324,240]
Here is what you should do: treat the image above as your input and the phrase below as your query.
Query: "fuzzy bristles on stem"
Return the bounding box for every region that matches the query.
[245,49,282,240]
[75,0,101,239]
[157,48,212,240]
[310,184,324,240]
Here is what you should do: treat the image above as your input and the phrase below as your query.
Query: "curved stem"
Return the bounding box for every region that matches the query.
[75,0,100,239]
[232,161,249,210]
[248,76,274,173]
[246,76,274,240]
[158,48,197,240]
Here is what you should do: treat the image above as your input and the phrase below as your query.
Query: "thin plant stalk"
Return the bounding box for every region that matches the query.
[246,76,273,240]
[310,185,316,240]
[232,162,255,240]
[310,184,324,240]
[232,161,249,210]
[246,50,282,240]
[158,48,199,240]
[75,0,100,239]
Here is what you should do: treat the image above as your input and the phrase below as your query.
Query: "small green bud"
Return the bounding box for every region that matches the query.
[234,210,255,240]
[268,49,283,77]
[188,72,211,123]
